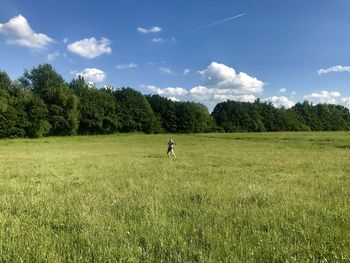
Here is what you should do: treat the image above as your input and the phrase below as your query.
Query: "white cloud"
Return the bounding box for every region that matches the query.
[75,68,106,83]
[183,69,190,75]
[116,63,139,69]
[159,67,173,74]
[190,85,210,95]
[152,38,164,43]
[146,84,257,105]
[318,65,350,75]
[213,94,256,103]
[67,37,112,59]
[189,86,213,100]
[144,63,264,109]
[47,51,60,62]
[189,86,256,103]
[291,91,296,95]
[304,91,350,108]
[168,97,180,102]
[0,14,53,50]
[146,85,188,96]
[341,97,350,106]
[279,88,287,93]
[304,90,341,104]
[164,87,188,96]
[198,62,264,94]
[137,26,162,34]
[63,37,68,44]
[264,96,295,108]
[142,85,182,102]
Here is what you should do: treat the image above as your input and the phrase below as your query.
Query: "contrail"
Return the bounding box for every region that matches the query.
[177,13,246,37]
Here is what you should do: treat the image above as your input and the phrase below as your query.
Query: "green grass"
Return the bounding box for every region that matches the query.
[0,132,349,262]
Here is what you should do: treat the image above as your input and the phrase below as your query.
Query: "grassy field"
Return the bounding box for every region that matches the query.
[0,132,349,262]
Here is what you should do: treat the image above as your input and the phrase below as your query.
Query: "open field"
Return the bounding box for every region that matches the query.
[0,132,349,262]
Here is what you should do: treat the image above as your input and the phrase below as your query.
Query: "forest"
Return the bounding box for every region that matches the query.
[0,64,350,138]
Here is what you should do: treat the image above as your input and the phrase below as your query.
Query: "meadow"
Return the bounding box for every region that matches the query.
[0,132,349,262]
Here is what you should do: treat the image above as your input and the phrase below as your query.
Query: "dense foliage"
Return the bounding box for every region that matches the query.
[69,76,119,135]
[212,100,350,132]
[0,64,350,138]
[146,95,215,133]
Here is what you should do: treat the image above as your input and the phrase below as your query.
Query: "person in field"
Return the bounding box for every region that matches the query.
[167,139,176,157]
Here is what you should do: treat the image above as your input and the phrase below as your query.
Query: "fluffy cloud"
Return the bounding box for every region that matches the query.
[146,84,257,106]
[318,66,350,75]
[0,15,53,50]
[213,94,256,103]
[304,90,340,104]
[144,62,266,109]
[190,86,210,95]
[67,37,112,59]
[137,26,162,34]
[183,69,190,75]
[75,68,106,83]
[264,96,295,108]
[198,62,264,94]
[303,91,350,107]
[146,85,188,96]
[159,67,173,74]
[168,97,180,102]
[341,97,350,106]
[116,63,139,69]
[189,86,213,100]
[189,86,256,102]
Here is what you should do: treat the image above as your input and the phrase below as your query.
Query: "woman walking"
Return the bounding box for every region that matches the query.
[167,139,176,158]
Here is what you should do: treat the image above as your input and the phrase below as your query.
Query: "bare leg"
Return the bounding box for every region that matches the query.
[171,149,176,158]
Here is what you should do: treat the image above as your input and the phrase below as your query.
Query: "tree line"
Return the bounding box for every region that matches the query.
[212,99,350,132]
[0,64,349,138]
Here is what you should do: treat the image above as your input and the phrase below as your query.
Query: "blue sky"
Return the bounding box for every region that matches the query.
[1,0,350,111]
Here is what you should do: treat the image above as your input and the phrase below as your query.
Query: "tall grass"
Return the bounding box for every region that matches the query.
[0,132,349,262]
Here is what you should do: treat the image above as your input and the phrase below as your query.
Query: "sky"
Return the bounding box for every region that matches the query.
[1,0,350,111]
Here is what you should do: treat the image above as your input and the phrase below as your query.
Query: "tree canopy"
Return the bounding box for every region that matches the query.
[212,100,350,132]
[0,64,349,138]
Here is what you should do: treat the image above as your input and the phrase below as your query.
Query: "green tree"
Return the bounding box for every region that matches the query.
[0,71,12,92]
[20,64,79,135]
[212,101,257,132]
[292,101,320,131]
[175,101,214,133]
[15,90,51,138]
[114,88,161,133]
[0,71,24,137]
[146,95,177,133]
[279,108,310,131]
[70,76,119,134]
